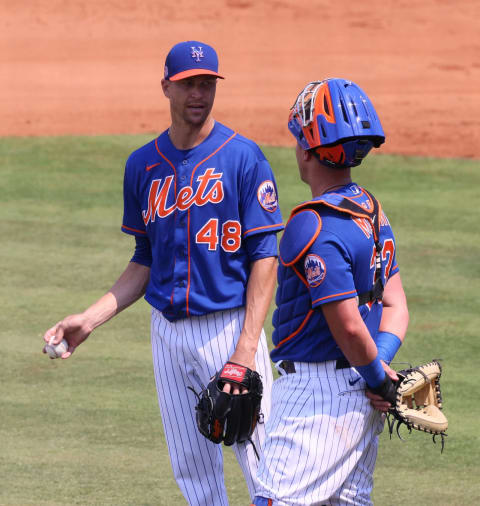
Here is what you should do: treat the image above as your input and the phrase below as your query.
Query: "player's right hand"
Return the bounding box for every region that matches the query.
[43,313,92,359]
[366,360,399,412]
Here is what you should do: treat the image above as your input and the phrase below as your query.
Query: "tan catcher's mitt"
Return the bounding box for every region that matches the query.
[387,360,448,451]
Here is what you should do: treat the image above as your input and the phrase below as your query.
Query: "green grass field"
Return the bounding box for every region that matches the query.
[1,135,479,505]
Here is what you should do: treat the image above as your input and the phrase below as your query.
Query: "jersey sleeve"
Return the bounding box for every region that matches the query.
[244,232,278,261]
[121,155,148,237]
[130,235,153,267]
[304,230,357,308]
[240,155,284,238]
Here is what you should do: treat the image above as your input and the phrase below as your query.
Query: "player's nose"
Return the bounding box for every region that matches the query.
[189,87,203,99]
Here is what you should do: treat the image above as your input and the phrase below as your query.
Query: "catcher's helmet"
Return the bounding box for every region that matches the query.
[288,78,385,168]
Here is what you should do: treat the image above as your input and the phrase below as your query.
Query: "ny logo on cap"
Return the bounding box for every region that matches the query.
[191,46,204,62]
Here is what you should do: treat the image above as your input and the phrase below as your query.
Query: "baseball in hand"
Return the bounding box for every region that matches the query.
[45,337,68,359]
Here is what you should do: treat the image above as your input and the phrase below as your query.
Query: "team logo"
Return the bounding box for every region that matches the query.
[304,254,327,287]
[191,46,204,62]
[351,184,361,195]
[164,65,169,78]
[257,180,278,212]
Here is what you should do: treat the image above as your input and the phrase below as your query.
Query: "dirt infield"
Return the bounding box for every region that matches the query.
[2,0,479,158]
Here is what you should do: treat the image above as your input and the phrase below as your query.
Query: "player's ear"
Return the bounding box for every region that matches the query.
[303,149,314,162]
[161,79,171,98]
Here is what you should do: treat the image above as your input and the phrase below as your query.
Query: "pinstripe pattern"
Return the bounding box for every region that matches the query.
[151,307,273,506]
[255,361,383,506]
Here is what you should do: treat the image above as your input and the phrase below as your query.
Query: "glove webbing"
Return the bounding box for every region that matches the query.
[385,412,448,453]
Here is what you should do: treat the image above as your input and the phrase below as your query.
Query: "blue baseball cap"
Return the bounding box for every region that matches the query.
[164,41,225,81]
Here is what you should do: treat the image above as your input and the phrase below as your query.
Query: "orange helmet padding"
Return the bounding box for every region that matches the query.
[314,144,347,167]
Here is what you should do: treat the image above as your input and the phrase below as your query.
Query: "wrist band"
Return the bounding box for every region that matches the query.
[356,355,385,389]
[376,331,401,364]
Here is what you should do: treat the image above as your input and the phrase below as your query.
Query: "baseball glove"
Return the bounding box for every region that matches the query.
[387,360,448,451]
[189,362,263,455]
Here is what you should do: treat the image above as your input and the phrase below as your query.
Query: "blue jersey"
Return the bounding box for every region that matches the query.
[271,183,399,363]
[122,121,284,321]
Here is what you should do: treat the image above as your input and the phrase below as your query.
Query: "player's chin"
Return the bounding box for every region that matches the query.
[185,107,210,125]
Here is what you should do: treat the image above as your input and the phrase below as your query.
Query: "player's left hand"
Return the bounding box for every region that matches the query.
[190,361,264,447]
[222,351,256,395]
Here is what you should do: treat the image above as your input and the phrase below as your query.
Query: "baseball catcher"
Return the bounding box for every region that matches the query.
[189,362,263,457]
[373,360,448,451]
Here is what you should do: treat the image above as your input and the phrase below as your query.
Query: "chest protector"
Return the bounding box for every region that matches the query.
[273,188,385,352]
[280,188,384,306]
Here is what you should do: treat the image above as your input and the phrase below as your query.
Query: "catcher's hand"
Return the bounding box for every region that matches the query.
[386,359,448,451]
[189,362,263,452]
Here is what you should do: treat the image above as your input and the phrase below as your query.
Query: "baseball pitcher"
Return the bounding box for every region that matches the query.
[44,41,284,506]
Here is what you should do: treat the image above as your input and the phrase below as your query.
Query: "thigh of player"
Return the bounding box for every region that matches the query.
[255,366,381,506]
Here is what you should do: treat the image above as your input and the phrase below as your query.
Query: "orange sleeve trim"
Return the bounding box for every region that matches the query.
[312,290,357,305]
[243,222,284,236]
[275,309,314,349]
[122,225,147,235]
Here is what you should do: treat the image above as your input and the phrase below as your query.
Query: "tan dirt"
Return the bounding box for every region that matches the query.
[1,0,479,158]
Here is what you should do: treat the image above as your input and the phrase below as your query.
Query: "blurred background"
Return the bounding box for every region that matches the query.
[1,0,479,157]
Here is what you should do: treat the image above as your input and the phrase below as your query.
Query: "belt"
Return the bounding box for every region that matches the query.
[278,358,351,374]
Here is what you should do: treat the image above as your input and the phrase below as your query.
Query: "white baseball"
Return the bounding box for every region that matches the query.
[45,337,68,359]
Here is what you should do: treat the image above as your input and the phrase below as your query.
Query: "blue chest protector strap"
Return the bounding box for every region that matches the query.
[293,188,384,306]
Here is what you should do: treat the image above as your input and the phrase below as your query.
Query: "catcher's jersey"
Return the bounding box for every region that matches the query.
[122,121,284,321]
[271,183,399,363]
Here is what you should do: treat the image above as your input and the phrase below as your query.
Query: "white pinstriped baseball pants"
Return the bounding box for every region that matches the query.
[254,361,385,506]
[151,307,273,506]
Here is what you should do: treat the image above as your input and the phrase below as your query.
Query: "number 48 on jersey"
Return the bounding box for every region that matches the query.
[196,218,242,252]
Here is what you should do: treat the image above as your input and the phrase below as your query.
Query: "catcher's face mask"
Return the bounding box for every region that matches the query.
[287,78,386,168]
[288,80,330,151]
